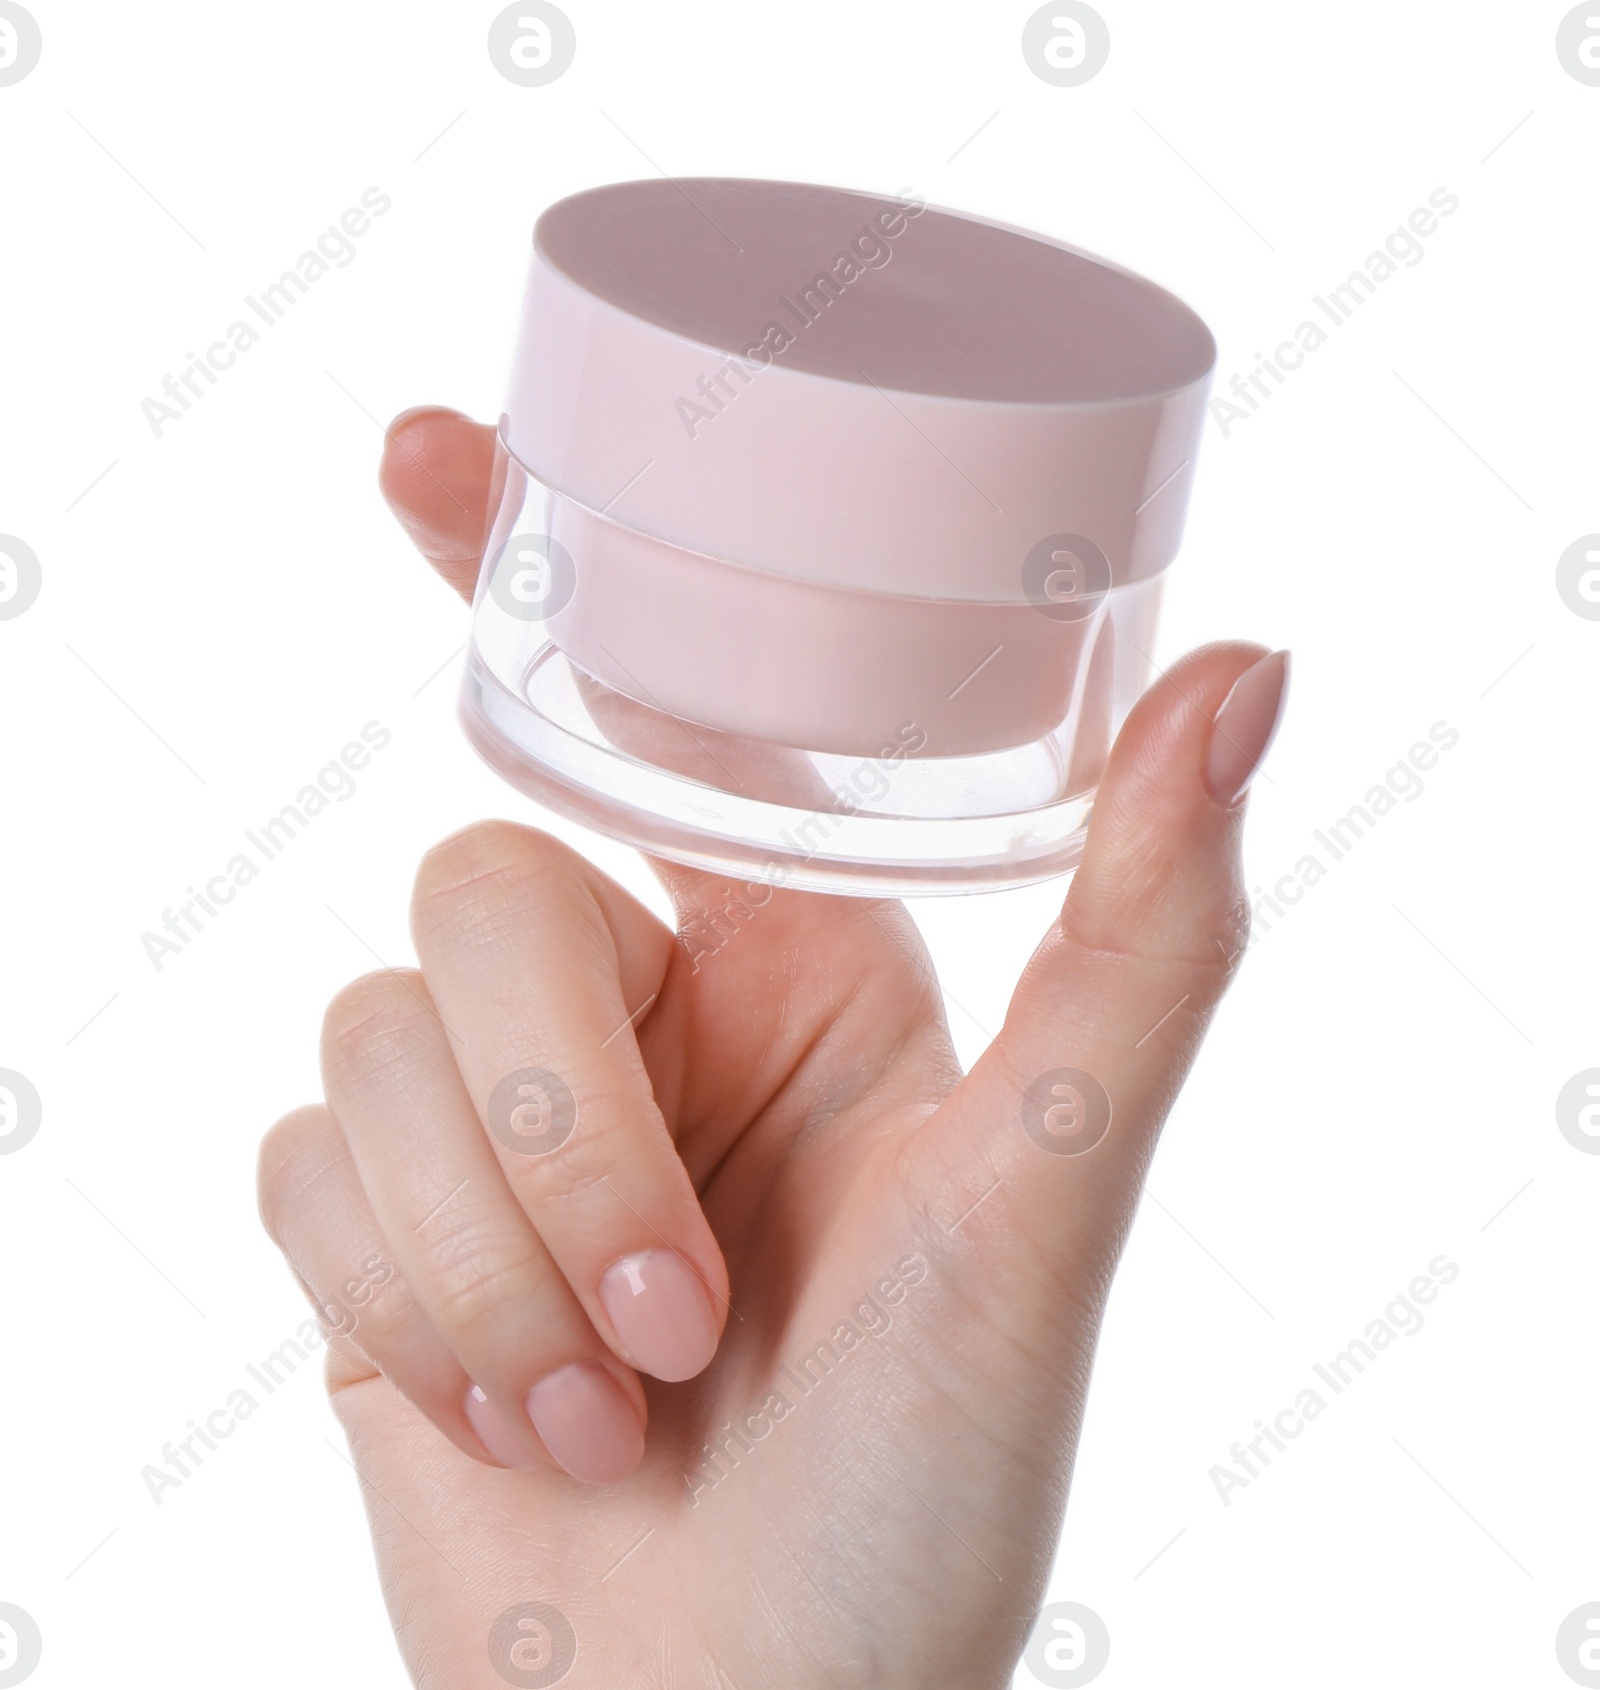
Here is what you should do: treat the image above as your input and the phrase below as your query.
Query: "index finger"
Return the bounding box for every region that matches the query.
[378,406,497,599]
[410,820,730,1384]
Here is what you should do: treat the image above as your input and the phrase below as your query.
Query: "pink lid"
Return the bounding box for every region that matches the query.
[503,178,1215,603]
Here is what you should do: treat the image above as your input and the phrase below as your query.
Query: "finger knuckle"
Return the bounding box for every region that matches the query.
[326,1277,416,1348]
[412,821,577,937]
[1060,879,1250,984]
[256,1106,337,1241]
[426,1233,543,1337]
[320,970,432,1088]
[502,1088,647,1200]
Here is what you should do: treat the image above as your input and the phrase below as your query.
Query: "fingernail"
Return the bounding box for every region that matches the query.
[464,1383,539,1470]
[599,1249,720,1382]
[1204,650,1291,806]
[525,1362,645,1485]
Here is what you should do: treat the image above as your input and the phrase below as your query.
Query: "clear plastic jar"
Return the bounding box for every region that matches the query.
[461,179,1215,894]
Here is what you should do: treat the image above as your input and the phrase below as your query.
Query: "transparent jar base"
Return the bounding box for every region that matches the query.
[460,640,1103,896]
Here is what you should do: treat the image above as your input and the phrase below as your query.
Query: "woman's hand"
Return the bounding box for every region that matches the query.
[257,408,1288,1689]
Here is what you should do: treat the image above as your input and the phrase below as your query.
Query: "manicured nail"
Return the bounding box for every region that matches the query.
[1204,650,1291,806]
[525,1362,645,1485]
[464,1383,539,1470]
[599,1249,720,1382]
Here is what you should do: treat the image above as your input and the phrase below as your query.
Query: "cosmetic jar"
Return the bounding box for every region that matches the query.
[461,178,1215,893]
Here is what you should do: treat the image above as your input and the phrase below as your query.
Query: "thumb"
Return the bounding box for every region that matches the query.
[907,641,1290,1311]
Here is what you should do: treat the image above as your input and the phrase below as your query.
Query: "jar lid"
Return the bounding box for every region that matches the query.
[503,178,1215,603]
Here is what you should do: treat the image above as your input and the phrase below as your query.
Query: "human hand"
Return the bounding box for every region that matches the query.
[257,408,1288,1689]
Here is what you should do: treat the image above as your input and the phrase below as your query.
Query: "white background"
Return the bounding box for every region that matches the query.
[1,2,1596,1685]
